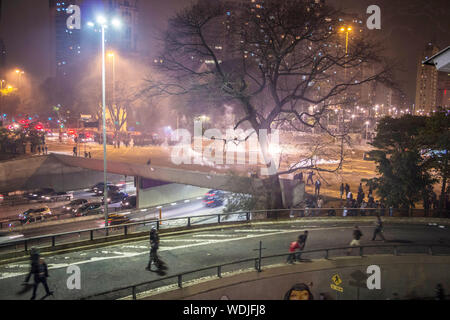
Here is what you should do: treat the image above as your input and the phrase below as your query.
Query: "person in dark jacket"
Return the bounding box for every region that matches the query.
[30,258,53,300]
[24,248,40,284]
[347,225,363,255]
[340,183,345,199]
[146,227,161,271]
[372,215,386,241]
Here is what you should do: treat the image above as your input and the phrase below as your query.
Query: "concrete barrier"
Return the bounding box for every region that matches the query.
[134,255,450,300]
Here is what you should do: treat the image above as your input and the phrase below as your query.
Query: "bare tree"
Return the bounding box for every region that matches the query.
[146,0,395,210]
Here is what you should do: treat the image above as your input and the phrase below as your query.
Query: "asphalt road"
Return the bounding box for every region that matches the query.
[0,221,448,300]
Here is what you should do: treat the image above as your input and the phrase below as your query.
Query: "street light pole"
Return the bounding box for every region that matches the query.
[101,25,109,229]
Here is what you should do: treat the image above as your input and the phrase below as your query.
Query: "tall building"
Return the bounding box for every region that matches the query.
[437,71,450,109]
[47,0,139,109]
[49,0,83,80]
[414,43,440,115]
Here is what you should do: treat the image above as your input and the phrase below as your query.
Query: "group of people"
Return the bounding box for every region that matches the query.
[72,146,92,158]
[294,171,322,196]
[287,215,387,264]
[36,145,49,155]
[341,182,389,217]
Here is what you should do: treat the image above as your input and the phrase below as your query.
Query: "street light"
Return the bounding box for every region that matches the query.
[365,121,370,142]
[87,16,122,230]
[107,52,116,107]
[339,26,353,55]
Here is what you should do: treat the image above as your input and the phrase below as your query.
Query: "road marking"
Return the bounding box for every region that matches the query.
[0,226,358,280]
[193,234,238,238]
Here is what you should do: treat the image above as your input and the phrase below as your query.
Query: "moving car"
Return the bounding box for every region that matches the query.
[91,182,116,194]
[107,213,131,226]
[72,202,103,217]
[63,199,88,213]
[102,192,129,204]
[203,190,225,208]
[19,207,52,224]
[25,188,54,201]
[95,185,120,196]
[42,191,73,202]
[121,195,137,209]
[0,231,24,244]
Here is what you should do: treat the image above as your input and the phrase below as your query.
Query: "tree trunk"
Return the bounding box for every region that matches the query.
[262,175,284,218]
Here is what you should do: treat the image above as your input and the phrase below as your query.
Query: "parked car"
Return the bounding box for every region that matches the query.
[102,192,129,204]
[19,207,52,224]
[72,202,103,217]
[203,190,225,208]
[121,195,136,209]
[95,185,120,196]
[63,199,88,213]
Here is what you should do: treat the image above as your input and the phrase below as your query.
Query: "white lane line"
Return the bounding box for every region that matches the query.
[0,226,353,280]
[233,229,288,233]
[192,234,238,238]
[161,239,222,243]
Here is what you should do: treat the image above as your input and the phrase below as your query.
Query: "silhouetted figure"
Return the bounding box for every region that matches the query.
[306,171,314,185]
[73,147,77,157]
[147,158,152,166]
[146,228,161,271]
[340,183,345,199]
[315,180,321,196]
[371,215,386,241]
[30,258,53,300]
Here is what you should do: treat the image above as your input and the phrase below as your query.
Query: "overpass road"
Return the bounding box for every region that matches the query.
[0,220,449,300]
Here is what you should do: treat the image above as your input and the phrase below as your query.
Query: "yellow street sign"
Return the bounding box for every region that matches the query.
[332,274,342,286]
[331,284,344,292]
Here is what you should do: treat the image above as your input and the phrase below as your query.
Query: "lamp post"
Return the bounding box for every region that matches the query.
[107,52,116,107]
[87,16,121,230]
[365,121,370,142]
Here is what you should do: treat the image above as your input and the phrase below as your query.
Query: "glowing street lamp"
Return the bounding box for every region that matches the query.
[87,16,122,229]
[339,26,353,55]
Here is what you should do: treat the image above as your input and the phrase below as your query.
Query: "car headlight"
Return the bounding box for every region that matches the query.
[125,202,129,206]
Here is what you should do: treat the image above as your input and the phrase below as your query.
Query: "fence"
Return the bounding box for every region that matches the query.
[81,243,450,300]
[1,207,449,257]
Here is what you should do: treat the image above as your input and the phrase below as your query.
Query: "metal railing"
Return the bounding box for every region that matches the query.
[81,243,450,300]
[0,207,449,256]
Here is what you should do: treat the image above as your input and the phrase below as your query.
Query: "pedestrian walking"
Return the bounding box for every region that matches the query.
[146,227,161,271]
[147,158,152,166]
[371,215,386,241]
[315,179,321,196]
[45,146,48,154]
[306,171,314,185]
[88,152,92,158]
[73,146,77,157]
[347,225,363,255]
[340,183,345,199]
[37,145,41,155]
[84,151,88,158]
[30,258,53,300]
[24,248,40,284]
[286,231,308,263]
[297,231,308,260]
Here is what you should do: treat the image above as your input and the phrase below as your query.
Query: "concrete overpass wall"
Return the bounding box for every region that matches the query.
[137,177,210,208]
[144,255,450,300]
[0,156,123,193]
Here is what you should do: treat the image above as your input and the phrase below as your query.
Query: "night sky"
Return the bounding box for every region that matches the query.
[0,0,449,104]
